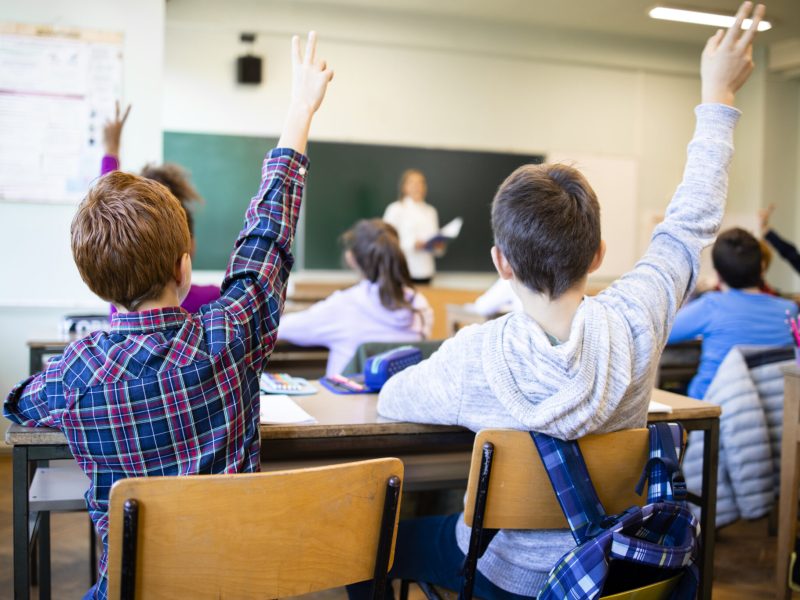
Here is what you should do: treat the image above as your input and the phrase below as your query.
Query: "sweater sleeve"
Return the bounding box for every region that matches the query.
[599,103,740,348]
[100,154,119,175]
[377,331,466,425]
[278,292,345,348]
[765,229,800,275]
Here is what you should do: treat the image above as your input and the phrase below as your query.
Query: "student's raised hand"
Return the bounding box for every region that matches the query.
[102,101,131,157]
[290,32,334,116]
[701,1,765,106]
[758,203,775,235]
[279,32,334,154]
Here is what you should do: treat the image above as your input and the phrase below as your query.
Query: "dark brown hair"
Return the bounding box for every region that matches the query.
[71,171,191,310]
[341,219,414,311]
[712,228,762,289]
[140,163,201,236]
[491,163,601,299]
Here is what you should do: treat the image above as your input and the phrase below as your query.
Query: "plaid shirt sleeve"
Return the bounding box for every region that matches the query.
[215,147,309,371]
[3,358,65,428]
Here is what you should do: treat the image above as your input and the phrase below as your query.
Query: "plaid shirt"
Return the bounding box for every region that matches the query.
[3,148,308,600]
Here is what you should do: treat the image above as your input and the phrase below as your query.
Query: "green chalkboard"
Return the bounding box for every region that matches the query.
[305,141,543,271]
[164,131,279,270]
[164,132,543,272]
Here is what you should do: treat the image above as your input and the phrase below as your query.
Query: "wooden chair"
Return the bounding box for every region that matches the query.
[403,429,682,600]
[106,458,403,600]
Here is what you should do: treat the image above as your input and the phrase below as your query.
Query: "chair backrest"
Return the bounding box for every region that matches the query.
[464,429,650,529]
[106,458,403,600]
[341,340,444,375]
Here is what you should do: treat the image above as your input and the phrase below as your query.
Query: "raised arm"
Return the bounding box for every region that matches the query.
[215,32,333,372]
[760,205,800,273]
[100,100,131,175]
[600,2,764,343]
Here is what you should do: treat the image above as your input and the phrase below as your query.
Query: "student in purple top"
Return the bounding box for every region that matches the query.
[279,219,433,375]
[101,102,220,313]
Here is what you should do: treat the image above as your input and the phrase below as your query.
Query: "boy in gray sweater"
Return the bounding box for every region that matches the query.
[352,3,765,598]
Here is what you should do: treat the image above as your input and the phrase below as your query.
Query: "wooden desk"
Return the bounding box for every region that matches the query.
[6,387,719,600]
[777,365,800,599]
[444,304,491,336]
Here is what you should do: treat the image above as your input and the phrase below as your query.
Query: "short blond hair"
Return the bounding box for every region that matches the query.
[71,171,191,310]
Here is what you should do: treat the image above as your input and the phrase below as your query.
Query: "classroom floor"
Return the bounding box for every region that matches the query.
[0,454,793,600]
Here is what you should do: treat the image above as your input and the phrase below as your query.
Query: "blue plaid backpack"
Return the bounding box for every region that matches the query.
[534,422,699,600]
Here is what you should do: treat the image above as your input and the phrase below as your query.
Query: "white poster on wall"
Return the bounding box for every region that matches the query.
[0,23,123,203]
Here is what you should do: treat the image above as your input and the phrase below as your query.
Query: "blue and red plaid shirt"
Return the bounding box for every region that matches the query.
[3,147,308,600]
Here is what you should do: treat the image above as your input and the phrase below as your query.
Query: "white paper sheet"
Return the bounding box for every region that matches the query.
[648,399,673,414]
[439,217,463,239]
[259,394,317,425]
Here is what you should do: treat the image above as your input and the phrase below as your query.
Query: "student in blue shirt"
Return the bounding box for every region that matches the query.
[668,227,797,399]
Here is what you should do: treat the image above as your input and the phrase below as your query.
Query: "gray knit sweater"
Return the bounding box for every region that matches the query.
[377,103,740,597]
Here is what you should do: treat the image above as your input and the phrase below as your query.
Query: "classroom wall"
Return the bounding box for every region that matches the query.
[163,0,800,287]
[0,0,166,448]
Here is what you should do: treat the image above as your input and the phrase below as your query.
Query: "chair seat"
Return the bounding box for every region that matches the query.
[29,462,90,511]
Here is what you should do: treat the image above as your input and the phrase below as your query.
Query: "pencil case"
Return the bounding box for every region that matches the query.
[363,346,422,391]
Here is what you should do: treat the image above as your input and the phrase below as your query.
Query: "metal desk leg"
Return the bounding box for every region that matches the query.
[13,445,31,600]
[38,512,50,600]
[699,420,719,600]
[89,517,98,585]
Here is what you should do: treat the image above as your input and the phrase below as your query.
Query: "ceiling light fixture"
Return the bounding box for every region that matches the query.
[648,6,772,31]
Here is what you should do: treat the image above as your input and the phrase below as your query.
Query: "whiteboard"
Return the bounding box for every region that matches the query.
[0,23,123,203]
[547,151,639,279]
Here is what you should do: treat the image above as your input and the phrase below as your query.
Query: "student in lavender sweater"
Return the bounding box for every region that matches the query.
[101,103,220,313]
[668,227,796,399]
[348,3,765,598]
[279,219,433,376]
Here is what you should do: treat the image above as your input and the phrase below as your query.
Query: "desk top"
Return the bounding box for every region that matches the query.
[5,386,718,446]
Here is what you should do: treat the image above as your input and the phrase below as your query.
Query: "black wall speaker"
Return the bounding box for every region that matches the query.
[237,55,262,85]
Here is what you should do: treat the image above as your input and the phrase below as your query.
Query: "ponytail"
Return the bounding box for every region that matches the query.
[341,219,414,311]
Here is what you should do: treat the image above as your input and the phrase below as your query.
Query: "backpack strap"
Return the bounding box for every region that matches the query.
[635,423,687,503]
[530,432,608,545]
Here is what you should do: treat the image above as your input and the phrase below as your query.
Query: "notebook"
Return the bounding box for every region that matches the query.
[259,394,316,425]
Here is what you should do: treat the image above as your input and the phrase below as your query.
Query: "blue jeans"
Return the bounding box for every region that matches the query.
[346,514,530,600]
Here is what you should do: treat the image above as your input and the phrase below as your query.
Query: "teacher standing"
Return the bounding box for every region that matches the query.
[383,169,441,285]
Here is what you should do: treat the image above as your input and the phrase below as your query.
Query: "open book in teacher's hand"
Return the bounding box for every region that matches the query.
[423,217,463,251]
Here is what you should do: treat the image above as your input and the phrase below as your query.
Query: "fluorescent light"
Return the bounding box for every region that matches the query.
[649,6,772,32]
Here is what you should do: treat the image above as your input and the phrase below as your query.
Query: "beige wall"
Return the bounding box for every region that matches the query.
[0,0,166,448]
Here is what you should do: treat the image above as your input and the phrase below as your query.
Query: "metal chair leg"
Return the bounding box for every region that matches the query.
[461,442,494,600]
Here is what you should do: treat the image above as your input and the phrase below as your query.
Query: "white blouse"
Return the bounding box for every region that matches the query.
[383,197,439,280]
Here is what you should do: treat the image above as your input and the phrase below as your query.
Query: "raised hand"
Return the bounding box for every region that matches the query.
[102,100,131,157]
[758,203,775,235]
[290,31,334,115]
[701,1,765,106]
[279,32,334,154]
